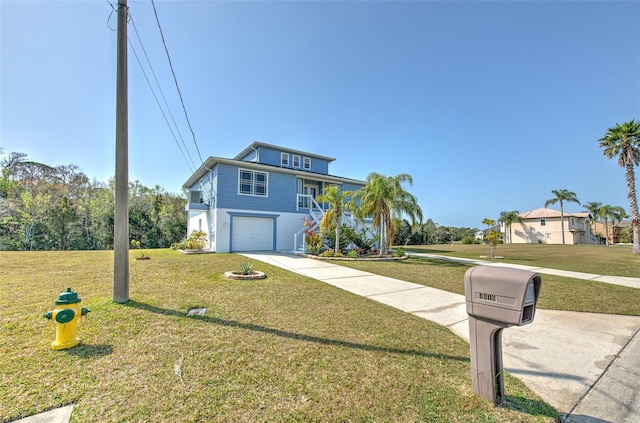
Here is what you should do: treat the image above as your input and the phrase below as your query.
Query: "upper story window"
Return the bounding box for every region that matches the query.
[239,169,268,197]
[540,219,546,226]
[281,153,289,166]
[292,155,301,168]
[303,157,311,170]
[190,190,203,203]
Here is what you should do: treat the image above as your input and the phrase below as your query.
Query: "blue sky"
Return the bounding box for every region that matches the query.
[1,0,639,229]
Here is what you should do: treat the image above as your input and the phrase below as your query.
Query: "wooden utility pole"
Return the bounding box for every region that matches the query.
[114,0,129,303]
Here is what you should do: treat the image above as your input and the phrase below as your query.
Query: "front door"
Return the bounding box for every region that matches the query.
[305,185,317,206]
[298,180,320,209]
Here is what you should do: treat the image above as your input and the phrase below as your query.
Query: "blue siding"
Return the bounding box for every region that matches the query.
[238,150,257,162]
[256,145,330,175]
[341,182,365,193]
[216,163,298,213]
[305,157,329,174]
[256,147,281,167]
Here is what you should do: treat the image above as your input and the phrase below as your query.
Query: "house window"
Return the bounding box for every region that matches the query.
[303,157,311,170]
[292,155,301,168]
[190,190,203,203]
[281,153,289,166]
[239,169,268,197]
[540,219,546,226]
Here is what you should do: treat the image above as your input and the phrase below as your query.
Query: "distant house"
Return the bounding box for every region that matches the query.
[182,142,367,253]
[501,207,596,245]
[593,220,632,245]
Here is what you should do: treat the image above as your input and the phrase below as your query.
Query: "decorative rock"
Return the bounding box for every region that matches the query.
[224,271,266,280]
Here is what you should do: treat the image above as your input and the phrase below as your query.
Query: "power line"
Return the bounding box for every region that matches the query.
[128,34,196,174]
[150,0,205,166]
[129,14,197,172]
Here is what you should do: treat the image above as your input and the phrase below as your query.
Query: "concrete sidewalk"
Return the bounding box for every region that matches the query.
[243,252,640,423]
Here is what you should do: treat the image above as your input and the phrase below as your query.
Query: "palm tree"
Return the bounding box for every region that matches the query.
[481,217,496,243]
[583,201,603,243]
[544,189,580,245]
[599,205,628,246]
[498,211,521,244]
[482,218,498,256]
[316,185,352,254]
[599,119,640,254]
[350,172,423,254]
[482,218,496,229]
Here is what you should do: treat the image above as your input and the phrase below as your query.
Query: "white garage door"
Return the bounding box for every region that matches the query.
[231,216,274,251]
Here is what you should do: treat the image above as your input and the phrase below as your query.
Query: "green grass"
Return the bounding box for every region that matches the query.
[0,250,557,422]
[338,256,640,315]
[403,243,640,278]
[336,244,640,316]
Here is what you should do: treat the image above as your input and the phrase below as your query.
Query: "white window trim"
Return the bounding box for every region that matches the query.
[303,157,311,170]
[292,155,301,168]
[238,168,269,197]
[281,152,289,166]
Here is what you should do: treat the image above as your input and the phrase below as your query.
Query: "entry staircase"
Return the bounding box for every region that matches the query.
[293,194,362,253]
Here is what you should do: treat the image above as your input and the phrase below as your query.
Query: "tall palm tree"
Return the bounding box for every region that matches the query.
[498,211,521,244]
[583,201,603,243]
[599,119,640,254]
[316,185,352,254]
[350,172,423,254]
[544,189,580,245]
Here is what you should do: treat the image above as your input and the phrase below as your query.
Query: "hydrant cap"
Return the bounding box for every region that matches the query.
[55,288,81,305]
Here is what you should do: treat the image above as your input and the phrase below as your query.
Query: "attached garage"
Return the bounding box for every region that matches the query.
[230,215,276,251]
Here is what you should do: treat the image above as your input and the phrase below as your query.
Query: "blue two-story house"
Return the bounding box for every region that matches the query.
[182,141,367,252]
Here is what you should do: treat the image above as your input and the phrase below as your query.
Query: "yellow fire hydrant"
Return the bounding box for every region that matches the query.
[43,287,90,350]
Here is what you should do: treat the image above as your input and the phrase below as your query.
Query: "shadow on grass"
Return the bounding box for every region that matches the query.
[121,300,557,419]
[501,395,558,420]
[65,343,113,358]
[123,300,468,363]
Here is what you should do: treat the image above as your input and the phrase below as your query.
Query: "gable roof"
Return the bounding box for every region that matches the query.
[233,141,336,162]
[519,207,591,219]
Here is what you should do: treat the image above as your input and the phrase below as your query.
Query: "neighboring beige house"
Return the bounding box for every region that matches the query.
[593,220,632,245]
[501,207,596,245]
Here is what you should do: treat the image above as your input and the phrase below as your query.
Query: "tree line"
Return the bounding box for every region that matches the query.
[0,151,187,251]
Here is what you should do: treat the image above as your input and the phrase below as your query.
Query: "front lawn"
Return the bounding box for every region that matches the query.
[0,250,557,422]
[339,247,640,316]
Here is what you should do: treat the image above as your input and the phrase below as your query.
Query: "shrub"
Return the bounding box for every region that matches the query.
[351,228,379,255]
[177,230,208,250]
[239,262,254,275]
[305,232,324,255]
[462,236,479,245]
[393,247,405,257]
[324,224,355,252]
[320,249,335,257]
[346,250,359,258]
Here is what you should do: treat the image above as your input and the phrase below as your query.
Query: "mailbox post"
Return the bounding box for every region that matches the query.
[464,266,541,404]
